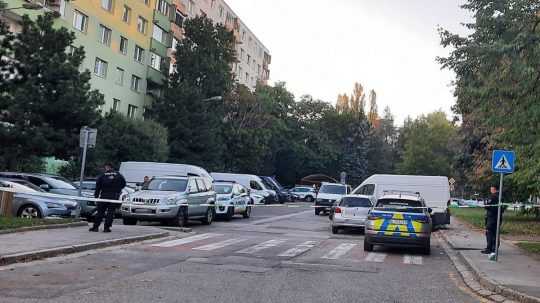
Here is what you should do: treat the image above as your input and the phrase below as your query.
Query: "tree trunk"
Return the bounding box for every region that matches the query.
[0,191,14,217]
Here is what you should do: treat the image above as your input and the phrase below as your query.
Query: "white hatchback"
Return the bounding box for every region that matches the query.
[330,195,373,234]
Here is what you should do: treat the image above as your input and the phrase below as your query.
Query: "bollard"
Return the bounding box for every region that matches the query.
[0,191,14,217]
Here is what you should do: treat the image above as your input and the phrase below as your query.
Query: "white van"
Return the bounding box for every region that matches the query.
[120,162,212,187]
[211,173,277,204]
[352,174,451,226]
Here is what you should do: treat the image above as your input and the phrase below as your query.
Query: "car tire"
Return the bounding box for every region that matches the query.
[225,206,234,221]
[422,238,431,255]
[364,238,374,252]
[122,218,137,225]
[242,206,251,218]
[201,207,214,225]
[315,208,320,216]
[331,226,339,234]
[305,196,314,202]
[176,206,189,227]
[17,205,42,219]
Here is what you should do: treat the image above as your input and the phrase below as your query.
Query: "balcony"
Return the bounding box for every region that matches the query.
[153,9,171,32]
[150,38,169,58]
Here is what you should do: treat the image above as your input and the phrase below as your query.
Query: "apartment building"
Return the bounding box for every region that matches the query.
[2,0,270,117]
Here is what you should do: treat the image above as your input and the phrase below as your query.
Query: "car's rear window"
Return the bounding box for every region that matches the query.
[375,199,425,213]
[340,197,372,207]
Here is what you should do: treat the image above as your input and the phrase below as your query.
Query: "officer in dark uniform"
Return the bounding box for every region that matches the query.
[482,185,503,254]
[89,163,126,233]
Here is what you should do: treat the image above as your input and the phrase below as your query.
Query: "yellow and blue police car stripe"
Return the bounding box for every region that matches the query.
[372,211,427,238]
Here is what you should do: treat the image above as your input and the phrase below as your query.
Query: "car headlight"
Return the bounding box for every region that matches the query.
[46,202,63,208]
[166,197,177,205]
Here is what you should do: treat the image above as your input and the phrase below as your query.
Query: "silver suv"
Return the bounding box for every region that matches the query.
[121,176,216,226]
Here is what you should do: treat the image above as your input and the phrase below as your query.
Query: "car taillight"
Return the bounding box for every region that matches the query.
[334,207,341,213]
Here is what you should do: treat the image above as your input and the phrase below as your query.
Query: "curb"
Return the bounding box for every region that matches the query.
[439,231,540,303]
[0,231,169,267]
[0,221,88,235]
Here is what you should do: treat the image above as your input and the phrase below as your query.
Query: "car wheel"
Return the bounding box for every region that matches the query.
[122,218,137,225]
[332,226,339,234]
[176,206,189,227]
[364,238,374,252]
[202,207,214,225]
[225,206,234,221]
[242,206,251,218]
[422,238,431,255]
[18,205,42,219]
[305,196,313,202]
[315,208,320,216]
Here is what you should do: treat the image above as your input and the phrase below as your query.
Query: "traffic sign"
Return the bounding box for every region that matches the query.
[492,150,515,174]
[79,127,98,148]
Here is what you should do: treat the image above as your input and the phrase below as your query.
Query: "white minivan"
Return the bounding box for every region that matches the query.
[120,162,213,188]
[211,173,276,204]
[352,174,451,226]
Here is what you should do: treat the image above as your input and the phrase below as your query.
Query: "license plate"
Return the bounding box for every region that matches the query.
[134,208,153,214]
[391,219,407,225]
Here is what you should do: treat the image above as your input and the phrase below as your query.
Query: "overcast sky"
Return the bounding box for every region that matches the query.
[226,0,472,124]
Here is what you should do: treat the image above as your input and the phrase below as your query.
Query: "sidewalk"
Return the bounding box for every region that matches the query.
[442,218,540,303]
[0,223,168,266]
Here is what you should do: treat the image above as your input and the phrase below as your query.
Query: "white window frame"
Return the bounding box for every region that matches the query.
[152,25,166,44]
[122,5,131,23]
[127,104,138,118]
[156,0,169,16]
[112,99,121,112]
[101,0,113,12]
[99,24,112,46]
[94,58,108,78]
[131,75,141,92]
[150,53,162,71]
[137,16,147,34]
[73,10,88,32]
[119,36,128,55]
[115,67,124,85]
[134,45,145,63]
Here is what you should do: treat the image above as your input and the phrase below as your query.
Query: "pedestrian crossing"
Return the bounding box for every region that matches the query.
[152,233,427,266]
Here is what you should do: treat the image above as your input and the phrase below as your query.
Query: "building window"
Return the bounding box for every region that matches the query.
[115,67,124,85]
[247,55,250,65]
[240,49,244,60]
[245,72,249,82]
[101,0,113,12]
[219,5,224,18]
[137,16,147,34]
[174,10,184,27]
[127,105,138,118]
[112,99,121,112]
[94,58,108,78]
[150,53,162,71]
[156,0,169,16]
[211,0,216,8]
[187,0,194,15]
[119,36,128,55]
[130,75,141,92]
[242,30,245,41]
[122,5,131,23]
[73,10,88,32]
[172,37,179,50]
[152,25,166,44]
[99,25,112,46]
[134,45,145,63]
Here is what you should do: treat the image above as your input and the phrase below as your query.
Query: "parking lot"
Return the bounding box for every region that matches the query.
[0,203,480,303]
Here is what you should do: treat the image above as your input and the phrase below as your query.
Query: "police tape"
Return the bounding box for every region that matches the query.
[1,187,539,210]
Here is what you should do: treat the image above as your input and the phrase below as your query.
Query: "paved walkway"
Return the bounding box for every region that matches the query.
[0,223,166,257]
[443,218,540,300]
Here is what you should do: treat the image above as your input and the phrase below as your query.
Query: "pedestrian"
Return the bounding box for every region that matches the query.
[89,163,126,233]
[481,185,503,254]
[142,176,150,188]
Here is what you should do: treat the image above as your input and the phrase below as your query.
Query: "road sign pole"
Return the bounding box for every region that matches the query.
[494,173,504,261]
[78,127,89,197]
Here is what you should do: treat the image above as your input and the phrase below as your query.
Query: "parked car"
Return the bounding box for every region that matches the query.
[76,178,134,218]
[121,175,216,226]
[260,176,290,203]
[288,186,316,202]
[364,191,432,255]
[314,182,350,215]
[0,172,92,218]
[330,195,373,234]
[214,181,252,220]
[0,179,80,218]
[211,173,276,204]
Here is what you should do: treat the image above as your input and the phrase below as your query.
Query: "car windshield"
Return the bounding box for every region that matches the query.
[215,184,233,194]
[261,178,276,190]
[42,176,77,190]
[376,199,425,213]
[341,197,372,207]
[319,184,346,195]
[145,178,188,192]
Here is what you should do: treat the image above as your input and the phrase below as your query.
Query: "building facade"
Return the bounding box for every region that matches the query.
[2,0,270,117]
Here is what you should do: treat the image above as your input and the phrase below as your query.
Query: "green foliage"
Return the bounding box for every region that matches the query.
[397,111,457,176]
[452,208,540,236]
[0,13,103,171]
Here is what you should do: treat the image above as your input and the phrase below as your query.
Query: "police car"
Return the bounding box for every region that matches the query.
[364,191,432,255]
[213,181,252,221]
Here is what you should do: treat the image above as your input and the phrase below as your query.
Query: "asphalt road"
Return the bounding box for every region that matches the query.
[0,203,482,303]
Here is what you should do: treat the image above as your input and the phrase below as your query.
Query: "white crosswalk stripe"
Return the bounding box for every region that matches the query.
[236,239,286,254]
[152,233,223,248]
[321,243,357,260]
[278,240,318,257]
[365,252,387,263]
[403,255,423,265]
[193,238,248,251]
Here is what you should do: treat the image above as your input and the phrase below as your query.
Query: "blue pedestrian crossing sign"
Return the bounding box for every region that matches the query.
[492,150,515,174]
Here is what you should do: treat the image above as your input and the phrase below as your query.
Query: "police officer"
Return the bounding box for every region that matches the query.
[482,185,503,254]
[89,163,126,233]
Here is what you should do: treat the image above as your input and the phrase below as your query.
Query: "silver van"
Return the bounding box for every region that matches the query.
[121,176,216,226]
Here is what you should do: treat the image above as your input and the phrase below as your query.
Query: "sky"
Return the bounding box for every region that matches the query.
[226,0,472,124]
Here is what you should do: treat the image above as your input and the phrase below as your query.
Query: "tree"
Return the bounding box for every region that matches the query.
[147,16,236,170]
[0,13,103,171]
[367,90,378,126]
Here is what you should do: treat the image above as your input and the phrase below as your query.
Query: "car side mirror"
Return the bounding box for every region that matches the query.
[40,184,50,191]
